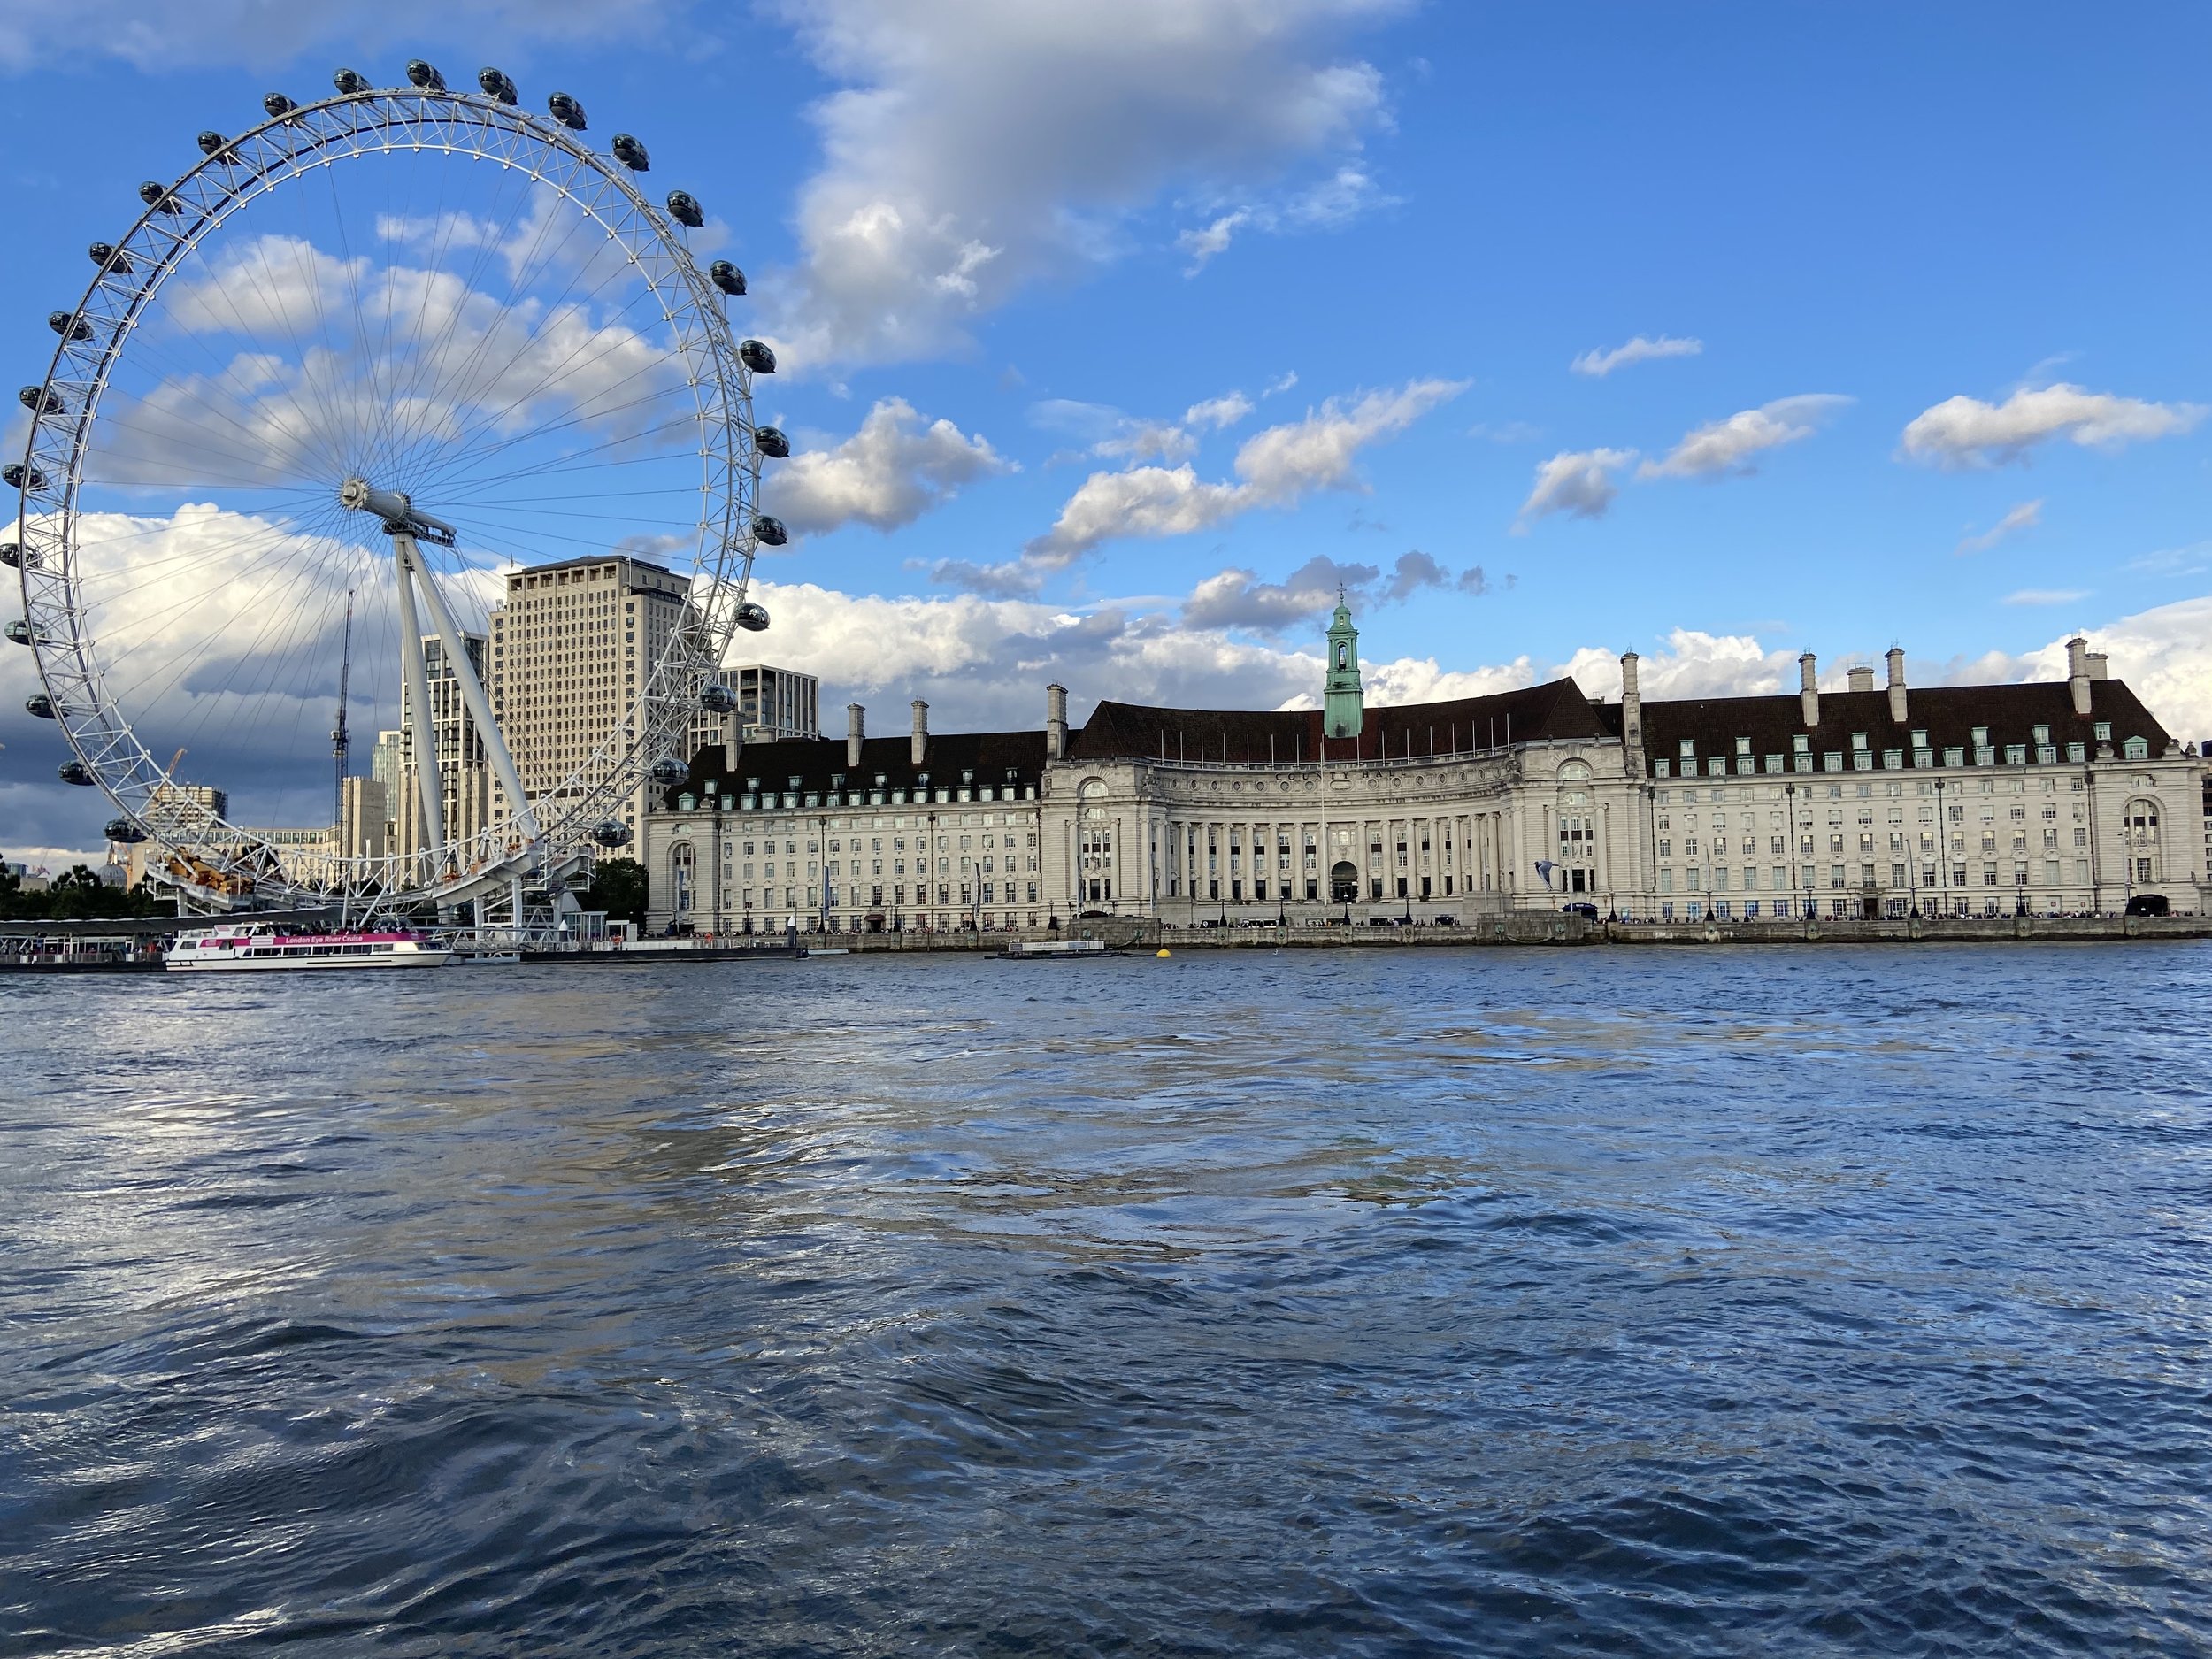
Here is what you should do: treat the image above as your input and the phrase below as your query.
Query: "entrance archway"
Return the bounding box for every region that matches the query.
[1330,861,1359,902]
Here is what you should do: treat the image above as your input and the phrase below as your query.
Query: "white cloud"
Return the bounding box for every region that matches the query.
[2001,588,2090,606]
[1559,629,1797,702]
[1178,212,1249,274]
[1956,499,2043,555]
[765,0,1409,365]
[1013,377,1466,573]
[1515,447,1635,527]
[1639,395,1849,480]
[764,398,1011,538]
[1569,334,1704,377]
[1901,383,2206,467]
[1184,391,1256,430]
[1093,422,1198,465]
[1178,164,1396,274]
[1944,594,2212,741]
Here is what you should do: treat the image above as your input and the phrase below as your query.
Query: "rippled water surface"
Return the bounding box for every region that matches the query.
[4,944,2212,1656]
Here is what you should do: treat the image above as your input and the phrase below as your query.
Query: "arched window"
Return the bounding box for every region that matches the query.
[1336,642,1348,669]
[1557,759,1592,783]
[2122,795,2162,884]
[671,841,695,913]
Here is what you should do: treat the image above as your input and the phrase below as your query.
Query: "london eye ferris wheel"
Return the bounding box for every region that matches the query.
[5,58,784,911]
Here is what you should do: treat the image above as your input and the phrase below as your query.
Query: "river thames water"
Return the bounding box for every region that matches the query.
[4,943,2210,1656]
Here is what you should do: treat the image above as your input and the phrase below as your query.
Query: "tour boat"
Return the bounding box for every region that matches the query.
[995,937,1115,959]
[165,924,455,972]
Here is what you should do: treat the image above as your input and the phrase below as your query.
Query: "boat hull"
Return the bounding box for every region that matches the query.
[166,950,454,972]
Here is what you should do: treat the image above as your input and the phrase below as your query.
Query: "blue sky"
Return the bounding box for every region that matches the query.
[5,0,2210,863]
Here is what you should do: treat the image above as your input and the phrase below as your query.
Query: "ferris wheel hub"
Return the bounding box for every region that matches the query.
[339,476,455,546]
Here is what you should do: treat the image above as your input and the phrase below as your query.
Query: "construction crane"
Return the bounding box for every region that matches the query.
[332,588,354,830]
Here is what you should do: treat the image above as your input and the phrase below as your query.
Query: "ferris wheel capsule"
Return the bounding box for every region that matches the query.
[333,67,371,96]
[262,92,297,118]
[26,694,58,718]
[591,820,633,849]
[710,260,746,296]
[700,683,736,714]
[0,541,23,568]
[479,66,518,104]
[19,386,63,414]
[88,241,132,271]
[548,91,587,130]
[649,758,688,788]
[406,60,446,91]
[58,761,95,786]
[48,311,91,340]
[735,602,771,632]
[104,818,147,843]
[611,134,650,171]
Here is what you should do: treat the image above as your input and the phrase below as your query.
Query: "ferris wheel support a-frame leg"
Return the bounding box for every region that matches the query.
[390,534,447,880]
[395,531,538,849]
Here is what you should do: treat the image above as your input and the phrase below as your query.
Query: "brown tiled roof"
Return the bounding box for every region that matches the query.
[673,729,1048,805]
[1066,678,1608,764]
[1637,680,2170,766]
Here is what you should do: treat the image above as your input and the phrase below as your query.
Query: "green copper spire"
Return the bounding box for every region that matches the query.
[1323,592,1363,740]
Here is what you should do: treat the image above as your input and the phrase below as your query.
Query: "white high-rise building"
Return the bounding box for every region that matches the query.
[396,631,490,863]
[487,554,693,854]
[691,664,820,756]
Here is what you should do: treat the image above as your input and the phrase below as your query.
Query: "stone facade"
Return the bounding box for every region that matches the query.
[642,612,2209,933]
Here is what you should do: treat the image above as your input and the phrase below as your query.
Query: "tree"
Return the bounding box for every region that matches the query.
[0,863,167,921]
[582,856,649,926]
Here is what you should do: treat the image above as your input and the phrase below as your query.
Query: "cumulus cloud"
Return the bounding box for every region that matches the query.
[1010,377,1466,576]
[1559,629,1797,703]
[1639,395,1849,480]
[764,398,1010,538]
[1956,499,2043,555]
[1569,334,1703,377]
[1515,447,1635,527]
[766,0,1409,365]
[1901,384,2206,467]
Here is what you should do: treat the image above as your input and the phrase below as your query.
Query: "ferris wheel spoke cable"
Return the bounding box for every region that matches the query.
[368,157,584,485]
[395,235,690,496]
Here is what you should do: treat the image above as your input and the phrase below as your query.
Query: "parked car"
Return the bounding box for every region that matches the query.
[1562,902,1599,919]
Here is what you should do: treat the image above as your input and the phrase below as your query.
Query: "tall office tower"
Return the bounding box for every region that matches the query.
[339,776,389,861]
[369,728,404,797]
[396,631,491,862]
[690,664,821,757]
[487,554,695,854]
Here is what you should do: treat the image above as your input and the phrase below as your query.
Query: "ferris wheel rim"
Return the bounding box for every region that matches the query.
[11,77,764,910]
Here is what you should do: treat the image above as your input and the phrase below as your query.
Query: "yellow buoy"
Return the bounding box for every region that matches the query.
[1156,948,1171,958]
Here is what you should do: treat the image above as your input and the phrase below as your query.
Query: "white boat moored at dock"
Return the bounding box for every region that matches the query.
[165,925,455,972]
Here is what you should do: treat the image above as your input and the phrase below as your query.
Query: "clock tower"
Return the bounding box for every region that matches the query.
[1323,595,1364,740]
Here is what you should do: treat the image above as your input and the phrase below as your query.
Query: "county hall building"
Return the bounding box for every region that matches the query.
[642,600,2208,932]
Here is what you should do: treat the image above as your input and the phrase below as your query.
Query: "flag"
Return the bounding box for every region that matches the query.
[1534,860,1555,887]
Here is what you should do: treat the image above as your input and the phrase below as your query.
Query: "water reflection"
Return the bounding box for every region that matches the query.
[4,945,2210,1655]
